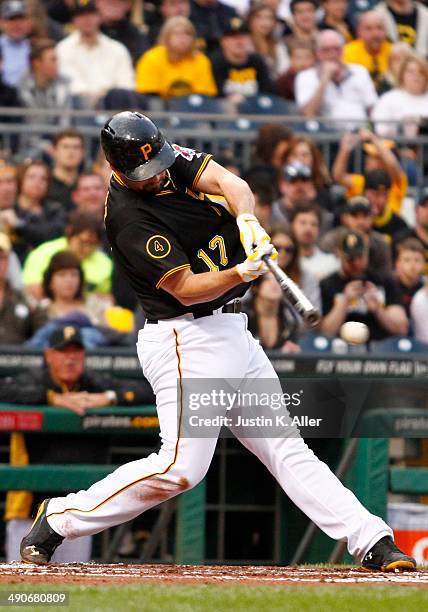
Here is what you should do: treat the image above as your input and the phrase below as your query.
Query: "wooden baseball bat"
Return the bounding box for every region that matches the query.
[263,256,321,327]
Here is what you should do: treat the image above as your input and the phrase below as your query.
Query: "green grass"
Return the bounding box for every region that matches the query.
[1,583,428,612]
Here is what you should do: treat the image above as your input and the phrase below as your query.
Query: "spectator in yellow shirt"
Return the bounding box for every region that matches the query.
[135,16,217,98]
[332,128,407,215]
[343,11,392,93]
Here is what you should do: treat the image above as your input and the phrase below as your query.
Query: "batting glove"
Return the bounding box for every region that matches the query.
[236,241,275,283]
[237,213,272,256]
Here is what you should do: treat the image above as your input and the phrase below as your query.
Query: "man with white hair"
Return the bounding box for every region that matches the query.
[343,11,392,92]
[295,29,378,129]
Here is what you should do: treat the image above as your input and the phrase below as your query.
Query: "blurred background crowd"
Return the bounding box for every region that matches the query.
[0,0,428,354]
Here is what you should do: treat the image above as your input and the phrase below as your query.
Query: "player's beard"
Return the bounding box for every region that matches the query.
[139,174,167,193]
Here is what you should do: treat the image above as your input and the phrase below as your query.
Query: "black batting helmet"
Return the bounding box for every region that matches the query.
[100,111,175,181]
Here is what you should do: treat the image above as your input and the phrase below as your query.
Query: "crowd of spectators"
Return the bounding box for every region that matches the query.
[0,0,426,356]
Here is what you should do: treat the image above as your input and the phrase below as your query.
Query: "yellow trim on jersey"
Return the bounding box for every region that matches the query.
[47,330,185,520]
[191,154,213,190]
[112,171,127,187]
[156,264,191,289]
[155,190,175,197]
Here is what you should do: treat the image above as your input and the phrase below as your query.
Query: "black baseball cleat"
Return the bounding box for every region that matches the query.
[361,536,417,572]
[20,499,64,564]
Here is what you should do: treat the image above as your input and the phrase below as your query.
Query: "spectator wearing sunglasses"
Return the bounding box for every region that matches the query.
[270,226,321,312]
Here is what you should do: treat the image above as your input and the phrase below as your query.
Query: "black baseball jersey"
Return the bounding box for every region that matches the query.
[104,145,248,320]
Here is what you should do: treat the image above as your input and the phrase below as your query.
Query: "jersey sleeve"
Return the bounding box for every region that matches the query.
[168,144,213,191]
[115,222,190,290]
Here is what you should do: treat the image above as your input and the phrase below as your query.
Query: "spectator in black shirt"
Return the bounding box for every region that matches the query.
[190,0,238,54]
[375,0,428,57]
[47,129,86,211]
[97,0,149,64]
[394,187,428,275]
[211,17,275,108]
[320,195,393,277]
[363,170,409,242]
[10,161,67,261]
[1,324,153,408]
[393,237,425,317]
[320,229,408,340]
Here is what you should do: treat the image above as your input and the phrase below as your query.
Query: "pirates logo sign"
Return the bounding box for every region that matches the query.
[146,235,172,259]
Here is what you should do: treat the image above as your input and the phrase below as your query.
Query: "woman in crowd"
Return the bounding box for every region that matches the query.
[372,53,428,137]
[245,271,301,352]
[284,135,331,192]
[28,251,134,348]
[135,16,217,98]
[377,42,412,94]
[251,123,293,180]
[270,226,321,313]
[27,250,103,348]
[11,161,66,261]
[247,3,289,80]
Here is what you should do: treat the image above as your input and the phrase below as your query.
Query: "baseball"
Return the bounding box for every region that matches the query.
[340,321,369,345]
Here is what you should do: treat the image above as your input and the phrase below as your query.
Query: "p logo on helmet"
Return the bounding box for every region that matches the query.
[141,144,153,161]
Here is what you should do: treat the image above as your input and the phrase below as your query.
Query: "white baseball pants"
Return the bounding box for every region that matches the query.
[47,312,392,560]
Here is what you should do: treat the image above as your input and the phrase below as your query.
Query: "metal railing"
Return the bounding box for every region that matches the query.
[0,107,427,184]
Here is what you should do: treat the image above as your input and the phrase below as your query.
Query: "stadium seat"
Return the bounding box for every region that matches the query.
[370,336,428,354]
[102,89,149,112]
[237,94,290,116]
[167,95,224,129]
[293,119,337,134]
[298,333,334,353]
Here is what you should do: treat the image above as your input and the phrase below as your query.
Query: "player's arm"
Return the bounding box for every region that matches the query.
[194,159,255,217]
[194,159,273,256]
[373,304,408,336]
[161,243,273,306]
[161,267,242,305]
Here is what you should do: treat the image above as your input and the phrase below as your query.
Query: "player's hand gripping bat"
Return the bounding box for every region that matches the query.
[262,256,321,328]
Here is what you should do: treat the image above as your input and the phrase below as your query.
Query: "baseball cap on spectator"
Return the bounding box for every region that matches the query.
[363,139,395,158]
[364,170,391,192]
[417,186,428,206]
[0,232,11,253]
[48,326,84,350]
[1,0,27,19]
[283,161,313,182]
[340,230,366,259]
[73,0,97,17]
[0,163,17,178]
[343,196,372,215]
[222,17,249,36]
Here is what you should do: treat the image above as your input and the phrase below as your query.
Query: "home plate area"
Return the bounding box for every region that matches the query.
[0,563,427,586]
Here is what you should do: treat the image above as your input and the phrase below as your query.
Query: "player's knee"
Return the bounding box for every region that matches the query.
[185,463,210,490]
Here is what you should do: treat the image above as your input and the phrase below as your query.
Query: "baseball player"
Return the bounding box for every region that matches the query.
[21,112,415,572]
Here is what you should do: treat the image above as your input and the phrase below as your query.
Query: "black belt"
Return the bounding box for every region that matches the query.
[146,300,241,324]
